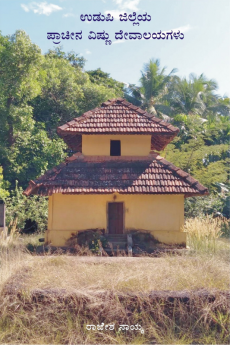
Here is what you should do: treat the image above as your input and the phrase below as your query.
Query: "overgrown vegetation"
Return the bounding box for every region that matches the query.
[0,30,229,344]
[0,217,229,344]
[125,59,230,219]
[0,283,229,344]
[185,216,225,253]
[0,30,122,193]
[0,31,229,231]
[5,182,48,234]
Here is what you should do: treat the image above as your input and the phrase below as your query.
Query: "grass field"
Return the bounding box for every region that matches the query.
[3,251,229,293]
[0,218,229,344]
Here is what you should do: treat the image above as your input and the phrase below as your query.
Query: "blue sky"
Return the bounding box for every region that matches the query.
[0,0,229,96]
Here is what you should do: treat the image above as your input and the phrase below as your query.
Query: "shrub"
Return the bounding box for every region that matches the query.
[184,194,225,218]
[66,229,107,254]
[185,216,223,253]
[5,181,48,233]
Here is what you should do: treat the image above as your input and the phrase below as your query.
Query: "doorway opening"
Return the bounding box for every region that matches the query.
[108,202,124,234]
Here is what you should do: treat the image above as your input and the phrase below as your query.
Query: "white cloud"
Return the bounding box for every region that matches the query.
[85,49,92,55]
[119,0,140,11]
[162,24,192,34]
[104,9,122,20]
[21,4,30,12]
[63,13,75,17]
[105,0,141,20]
[21,2,62,16]
[112,39,126,44]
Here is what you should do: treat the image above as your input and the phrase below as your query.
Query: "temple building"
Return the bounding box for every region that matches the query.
[24,98,208,247]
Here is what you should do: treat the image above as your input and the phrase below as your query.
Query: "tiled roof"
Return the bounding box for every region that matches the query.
[57,98,179,151]
[23,153,208,197]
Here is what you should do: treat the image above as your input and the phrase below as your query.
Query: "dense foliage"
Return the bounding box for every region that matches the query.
[5,181,48,233]
[0,30,121,190]
[125,59,230,219]
[0,31,229,232]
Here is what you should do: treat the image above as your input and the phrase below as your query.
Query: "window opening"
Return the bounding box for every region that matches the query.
[110,140,121,156]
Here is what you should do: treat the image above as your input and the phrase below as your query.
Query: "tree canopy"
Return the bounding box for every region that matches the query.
[0,31,122,189]
[125,59,230,217]
[0,32,229,231]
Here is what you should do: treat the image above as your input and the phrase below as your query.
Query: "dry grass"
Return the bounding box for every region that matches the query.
[0,229,33,293]
[0,225,19,248]
[16,253,229,294]
[0,218,229,344]
[185,216,226,253]
[1,289,228,345]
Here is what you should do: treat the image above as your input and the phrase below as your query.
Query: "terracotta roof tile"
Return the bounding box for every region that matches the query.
[57,98,179,151]
[23,154,208,197]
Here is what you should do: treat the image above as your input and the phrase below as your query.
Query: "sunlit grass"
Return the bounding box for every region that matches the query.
[0,217,229,344]
[185,216,225,253]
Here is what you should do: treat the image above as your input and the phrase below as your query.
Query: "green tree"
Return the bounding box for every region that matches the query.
[5,181,48,233]
[87,68,124,96]
[203,112,230,145]
[163,73,219,117]
[45,46,86,69]
[0,31,66,188]
[0,30,42,147]
[32,52,122,137]
[31,52,87,137]
[0,32,126,189]
[6,123,67,189]
[0,167,9,200]
[125,59,177,116]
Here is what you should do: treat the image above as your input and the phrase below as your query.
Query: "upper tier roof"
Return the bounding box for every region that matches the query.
[57,98,179,151]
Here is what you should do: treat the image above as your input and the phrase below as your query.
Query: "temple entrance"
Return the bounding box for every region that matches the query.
[108,202,124,234]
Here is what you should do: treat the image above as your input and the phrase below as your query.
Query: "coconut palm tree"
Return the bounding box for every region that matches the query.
[124,59,177,116]
[163,73,219,117]
[208,96,230,117]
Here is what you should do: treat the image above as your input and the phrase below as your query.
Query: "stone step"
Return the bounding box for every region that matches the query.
[105,234,127,240]
[105,233,126,236]
[107,241,127,248]
[104,234,128,252]
[106,238,127,242]
[106,239,127,247]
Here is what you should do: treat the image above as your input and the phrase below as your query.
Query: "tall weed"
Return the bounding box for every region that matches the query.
[185,216,224,253]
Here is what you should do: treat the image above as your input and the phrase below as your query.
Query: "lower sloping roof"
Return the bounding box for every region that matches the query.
[23,153,208,197]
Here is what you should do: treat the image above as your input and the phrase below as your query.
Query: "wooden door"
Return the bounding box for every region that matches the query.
[108,202,124,234]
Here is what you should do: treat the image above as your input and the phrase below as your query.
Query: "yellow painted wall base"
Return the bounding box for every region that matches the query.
[150,230,186,245]
[45,229,78,247]
[45,193,186,247]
